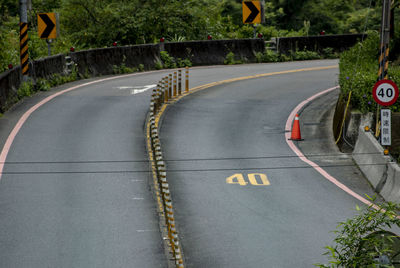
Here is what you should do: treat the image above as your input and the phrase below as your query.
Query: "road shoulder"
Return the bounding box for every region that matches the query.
[296,89,380,203]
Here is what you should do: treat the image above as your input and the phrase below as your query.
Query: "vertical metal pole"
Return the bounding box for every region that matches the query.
[376,0,392,138]
[178,70,182,95]
[173,72,177,97]
[164,77,169,103]
[185,67,189,92]
[46,39,52,56]
[169,74,172,99]
[20,0,29,80]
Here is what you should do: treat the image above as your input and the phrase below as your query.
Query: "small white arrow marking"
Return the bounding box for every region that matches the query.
[114,84,157,95]
[132,84,157,95]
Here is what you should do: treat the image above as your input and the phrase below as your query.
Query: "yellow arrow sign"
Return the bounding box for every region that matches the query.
[243,1,262,24]
[38,13,57,39]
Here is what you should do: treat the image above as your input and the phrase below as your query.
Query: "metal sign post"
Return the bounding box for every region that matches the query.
[46,39,52,56]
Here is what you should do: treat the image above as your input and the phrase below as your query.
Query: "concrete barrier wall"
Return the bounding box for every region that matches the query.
[277,34,366,55]
[353,126,400,202]
[0,54,67,112]
[0,36,356,113]
[164,39,265,65]
[0,67,21,113]
[69,44,161,76]
[31,54,66,79]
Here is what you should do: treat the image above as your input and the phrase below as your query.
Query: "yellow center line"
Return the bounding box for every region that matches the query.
[146,64,337,267]
[154,65,338,127]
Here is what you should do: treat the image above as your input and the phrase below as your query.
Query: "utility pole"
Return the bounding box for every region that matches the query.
[19,0,29,80]
[378,0,391,81]
[376,0,392,139]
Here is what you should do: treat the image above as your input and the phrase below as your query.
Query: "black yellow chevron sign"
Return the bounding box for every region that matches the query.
[38,13,57,39]
[243,1,262,24]
[20,22,29,75]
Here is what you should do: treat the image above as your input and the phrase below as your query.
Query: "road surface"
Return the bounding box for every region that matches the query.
[159,60,375,267]
[0,60,374,267]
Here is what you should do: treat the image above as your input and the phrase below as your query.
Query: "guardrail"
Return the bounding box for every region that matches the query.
[146,67,190,268]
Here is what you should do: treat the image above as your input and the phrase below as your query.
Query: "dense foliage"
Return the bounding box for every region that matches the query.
[317,200,400,267]
[339,31,400,113]
[0,0,399,72]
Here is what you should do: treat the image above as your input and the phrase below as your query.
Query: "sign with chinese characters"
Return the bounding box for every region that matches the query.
[381,109,391,146]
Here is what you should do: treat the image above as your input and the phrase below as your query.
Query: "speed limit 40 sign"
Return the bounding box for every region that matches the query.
[372,79,399,106]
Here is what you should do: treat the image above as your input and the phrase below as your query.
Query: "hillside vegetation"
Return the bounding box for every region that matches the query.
[0,0,397,72]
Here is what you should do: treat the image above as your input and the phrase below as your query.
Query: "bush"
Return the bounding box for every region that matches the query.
[224,52,242,65]
[177,58,192,68]
[17,81,34,98]
[256,50,280,63]
[224,52,236,65]
[138,64,145,72]
[155,60,163,70]
[35,78,51,91]
[291,49,321,61]
[339,31,400,113]
[316,199,400,267]
[160,51,176,68]
[322,47,339,59]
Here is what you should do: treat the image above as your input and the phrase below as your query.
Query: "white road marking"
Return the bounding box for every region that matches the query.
[114,84,157,95]
[132,197,145,200]
[136,229,158,233]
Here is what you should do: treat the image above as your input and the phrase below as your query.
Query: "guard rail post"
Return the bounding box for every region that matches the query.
[185,67,189,92]
[178,70,182,95]
[164,77,169,103]
[173,72,177,97]
[169,74,172,99]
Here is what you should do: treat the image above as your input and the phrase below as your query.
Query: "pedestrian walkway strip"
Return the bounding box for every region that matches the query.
[285,86,380,210]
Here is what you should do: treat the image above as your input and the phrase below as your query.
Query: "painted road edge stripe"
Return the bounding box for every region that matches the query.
[0,69,175,180]
[154,64,381,209]
[285,87,379,209]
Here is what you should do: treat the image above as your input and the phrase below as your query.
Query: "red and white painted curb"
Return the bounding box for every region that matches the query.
[285,86,377,208]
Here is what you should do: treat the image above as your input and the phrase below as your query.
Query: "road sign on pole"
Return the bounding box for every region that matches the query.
[381,109,391,146]
[38,13,57,39]
[242,1,264,24]
[372,79,399,106]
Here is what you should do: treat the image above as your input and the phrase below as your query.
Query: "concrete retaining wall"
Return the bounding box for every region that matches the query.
[277,34,366,55]
[31,54,66,79]
[69,44,161,76]
[164,39,265,65]
[0,67,21,113]
[0,54,67,112]
[0,36,357,113]
[353,126,400,202]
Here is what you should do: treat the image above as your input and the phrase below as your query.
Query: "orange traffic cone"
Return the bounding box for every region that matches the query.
[290,114,303,141]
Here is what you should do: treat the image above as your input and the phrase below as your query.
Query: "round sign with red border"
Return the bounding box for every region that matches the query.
[372,79,399,106]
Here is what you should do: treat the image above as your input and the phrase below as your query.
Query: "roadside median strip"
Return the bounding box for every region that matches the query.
[146,69,189,268]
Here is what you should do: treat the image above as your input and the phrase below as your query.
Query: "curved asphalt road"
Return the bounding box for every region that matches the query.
[160,61,372,267]
[0,60,355,267]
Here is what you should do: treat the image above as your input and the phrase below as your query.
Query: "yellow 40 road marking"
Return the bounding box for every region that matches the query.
[226,173,270,186]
